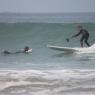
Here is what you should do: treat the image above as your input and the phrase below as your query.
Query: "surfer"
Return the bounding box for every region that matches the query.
[71,25,90,47]
[24,46,30,52]
[3,46,32,54]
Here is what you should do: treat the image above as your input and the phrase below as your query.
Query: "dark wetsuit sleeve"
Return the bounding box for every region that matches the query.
[72,31,81,38]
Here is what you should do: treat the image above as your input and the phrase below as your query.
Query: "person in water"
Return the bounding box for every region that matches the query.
[3,46,30,54]
[24,46,30,52]
[71,25,90,47]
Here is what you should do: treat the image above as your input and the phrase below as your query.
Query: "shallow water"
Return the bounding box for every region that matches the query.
[0,13,95,95]
[0,70,95,95]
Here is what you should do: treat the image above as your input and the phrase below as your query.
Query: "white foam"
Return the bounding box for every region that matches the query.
[0,69,95,95]
[73,44,95,54]
[0,69,95,79]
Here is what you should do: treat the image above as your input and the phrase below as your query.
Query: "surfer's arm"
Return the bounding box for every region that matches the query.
[72,32,81,38]
[14,49,24,54]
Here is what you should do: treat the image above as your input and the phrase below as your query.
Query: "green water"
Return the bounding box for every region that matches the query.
[0,23,95,70]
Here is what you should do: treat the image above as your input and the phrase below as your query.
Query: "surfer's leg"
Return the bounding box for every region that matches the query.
[3,50,11,54]
[84,36,90,47]
[80,36,84,47]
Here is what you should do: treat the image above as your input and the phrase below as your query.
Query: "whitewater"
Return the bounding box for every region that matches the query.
[0,13,95,95]
[0,69,95,95]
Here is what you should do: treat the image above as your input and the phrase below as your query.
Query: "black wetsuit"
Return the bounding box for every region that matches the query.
[72,29,90,47]
[3,49,28,54]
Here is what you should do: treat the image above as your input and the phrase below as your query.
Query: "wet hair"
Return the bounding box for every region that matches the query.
[24,46,29,51]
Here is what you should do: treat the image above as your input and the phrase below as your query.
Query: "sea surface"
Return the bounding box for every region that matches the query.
[0,13,95,95]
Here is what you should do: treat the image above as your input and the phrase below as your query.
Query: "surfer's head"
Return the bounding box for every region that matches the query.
[24,46,29,52]
[77,25,83,31]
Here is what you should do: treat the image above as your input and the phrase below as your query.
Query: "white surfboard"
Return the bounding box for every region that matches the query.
[25,49,32,53]
[47,44,95,54]
[47,45,77,52]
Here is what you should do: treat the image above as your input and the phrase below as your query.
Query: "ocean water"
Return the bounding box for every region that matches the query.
[0,13,95,95]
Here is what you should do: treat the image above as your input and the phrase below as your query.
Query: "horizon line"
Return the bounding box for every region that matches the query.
[0,12,95,14]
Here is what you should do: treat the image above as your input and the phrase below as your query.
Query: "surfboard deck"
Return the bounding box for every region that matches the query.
[47,45,77,52]
[26,49,32,53]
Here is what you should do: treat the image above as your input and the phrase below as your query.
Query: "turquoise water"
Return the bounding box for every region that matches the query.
[0,13,95,95]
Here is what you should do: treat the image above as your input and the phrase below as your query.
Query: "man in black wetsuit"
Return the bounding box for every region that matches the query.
[3,46,30,54]
[72,25,90,47]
